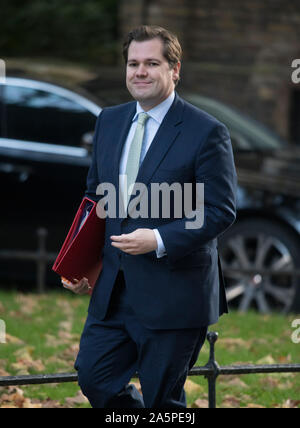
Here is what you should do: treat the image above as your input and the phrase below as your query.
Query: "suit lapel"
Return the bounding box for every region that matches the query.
[111,102,136,191]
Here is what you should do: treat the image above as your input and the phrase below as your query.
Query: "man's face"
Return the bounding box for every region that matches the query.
[126,38,180,111]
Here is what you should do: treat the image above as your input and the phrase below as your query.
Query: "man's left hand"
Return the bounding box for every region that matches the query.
[110,229,158,255]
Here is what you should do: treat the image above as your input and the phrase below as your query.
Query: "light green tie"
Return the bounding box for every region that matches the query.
[124,112,149,208]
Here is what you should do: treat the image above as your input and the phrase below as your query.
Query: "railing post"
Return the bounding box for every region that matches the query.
[205,331,220,409]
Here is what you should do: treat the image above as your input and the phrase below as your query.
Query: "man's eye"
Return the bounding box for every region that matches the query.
[149,63,159,66]
[129,63,137,67]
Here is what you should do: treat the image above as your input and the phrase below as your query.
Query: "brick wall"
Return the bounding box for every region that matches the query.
[119,0,300,142]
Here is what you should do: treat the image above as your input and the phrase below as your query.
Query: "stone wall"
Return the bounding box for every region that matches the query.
[119,0,300,142]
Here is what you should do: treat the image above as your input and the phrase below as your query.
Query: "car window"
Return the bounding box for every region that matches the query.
[184,94,284,151]
[2,84,96,146]
[230,131,254,151]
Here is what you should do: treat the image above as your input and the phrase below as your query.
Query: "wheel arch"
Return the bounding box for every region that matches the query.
[234,208,300,247]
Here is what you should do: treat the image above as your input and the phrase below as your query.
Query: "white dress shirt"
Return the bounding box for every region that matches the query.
[119,91,175,258]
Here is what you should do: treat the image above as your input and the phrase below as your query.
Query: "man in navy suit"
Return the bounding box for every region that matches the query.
[64,25,237,408]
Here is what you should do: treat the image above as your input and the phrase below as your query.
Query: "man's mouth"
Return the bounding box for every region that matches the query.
[133,81,152,86]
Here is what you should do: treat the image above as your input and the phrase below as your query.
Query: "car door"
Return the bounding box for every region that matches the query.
[0,79,100,281]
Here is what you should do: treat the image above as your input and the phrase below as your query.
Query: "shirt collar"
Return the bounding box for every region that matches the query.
[133,91,175,124]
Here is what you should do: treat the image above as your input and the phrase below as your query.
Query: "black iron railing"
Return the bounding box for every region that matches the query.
[0,228,56,293]
[1,231,300,407]
[1,332,299,408]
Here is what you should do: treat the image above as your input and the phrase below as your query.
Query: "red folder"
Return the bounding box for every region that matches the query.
[52,197,105,295]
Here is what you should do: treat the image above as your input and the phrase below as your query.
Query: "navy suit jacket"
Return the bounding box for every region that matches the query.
[85,93,237,329]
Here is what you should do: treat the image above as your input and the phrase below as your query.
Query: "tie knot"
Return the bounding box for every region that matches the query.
[137,112,149,126]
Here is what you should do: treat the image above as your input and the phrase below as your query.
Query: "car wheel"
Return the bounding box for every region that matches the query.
[218,219,300,313]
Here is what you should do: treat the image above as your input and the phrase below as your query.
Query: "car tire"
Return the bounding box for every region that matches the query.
[218,218,300,313]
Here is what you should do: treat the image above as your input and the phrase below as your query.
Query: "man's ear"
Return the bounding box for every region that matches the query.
[172,62,181,84]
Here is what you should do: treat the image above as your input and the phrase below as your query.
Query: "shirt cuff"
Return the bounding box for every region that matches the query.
[153,229,167,258]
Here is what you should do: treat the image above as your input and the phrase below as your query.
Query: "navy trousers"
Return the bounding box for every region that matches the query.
[75,271,208,408]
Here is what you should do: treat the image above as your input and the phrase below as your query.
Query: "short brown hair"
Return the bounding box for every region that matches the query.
[123,25,182,85]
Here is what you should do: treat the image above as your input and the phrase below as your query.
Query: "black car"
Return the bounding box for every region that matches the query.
[0,77,100,284]
[0,78,299,313]
[185,95,300,314]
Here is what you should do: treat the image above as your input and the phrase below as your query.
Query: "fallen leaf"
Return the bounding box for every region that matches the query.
[12,346,45,373]
[0,359,7,369]
[61,343,79,360]
[259,376,279,388]
[225,377,248,389]
[15,294,39,316]
[221,395,241,408]
[13,346,34,360]
[65,390,89,406]
[256,355,276,365]
[22,398,43,409]
[184,379,204,394]
[0,404,18,408]
[44,356,71,369]
[246,403,265,408]
[0,387,25,408]
[5,334,25,345]
[10,363,30,376]
[281,399,300,408]
[278,355,292,364]
[40,399,65,409]
[56,300,74,319]
[45,334,60,348]
[218,338,251,351]
[191,399,208,408]
[58,330,78,343]
[278,381,294,390]
[59,321,73,334]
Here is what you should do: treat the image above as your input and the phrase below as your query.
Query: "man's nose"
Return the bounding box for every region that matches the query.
[136,64,148,76]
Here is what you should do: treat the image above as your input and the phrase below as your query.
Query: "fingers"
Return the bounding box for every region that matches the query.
[110,230,155,255]
[110,234,130,244]
[110,233,135,252]
[61,277,91,295]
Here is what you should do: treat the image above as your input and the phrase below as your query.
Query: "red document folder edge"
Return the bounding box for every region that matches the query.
[52,197,105,295]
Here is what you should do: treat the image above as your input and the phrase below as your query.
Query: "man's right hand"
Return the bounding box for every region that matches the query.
[61,277,91,295]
